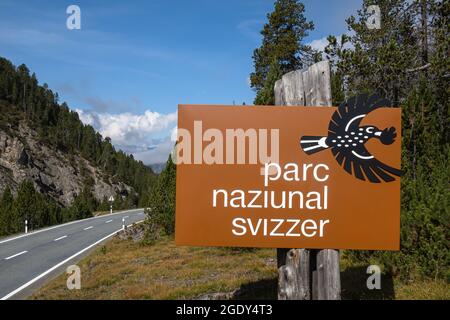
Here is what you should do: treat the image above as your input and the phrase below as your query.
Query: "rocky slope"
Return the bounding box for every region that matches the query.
[0,121,131,207]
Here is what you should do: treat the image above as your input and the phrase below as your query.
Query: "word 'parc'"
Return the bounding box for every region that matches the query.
[213,162,331,238]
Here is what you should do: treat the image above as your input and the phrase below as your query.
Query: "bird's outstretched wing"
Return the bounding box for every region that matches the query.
[331,144,402,183]
[328,94,392,136]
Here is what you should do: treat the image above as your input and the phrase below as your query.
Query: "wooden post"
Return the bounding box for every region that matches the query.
[274,60,341,300]
[278,249,310,300]
[316,249,341,300]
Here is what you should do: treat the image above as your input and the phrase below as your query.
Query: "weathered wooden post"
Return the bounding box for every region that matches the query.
[274,60,341,300]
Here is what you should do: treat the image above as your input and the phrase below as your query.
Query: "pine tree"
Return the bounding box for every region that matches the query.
[325,0,420,104]
[0,187,14,236]
[325,0,449,279]
[0,56,157,215]
[97,196,110,212]
[250,0,315,104]
[68,186,97,221]
[12,181,37,233]
[254,61,282,105]
[145,155,176,238]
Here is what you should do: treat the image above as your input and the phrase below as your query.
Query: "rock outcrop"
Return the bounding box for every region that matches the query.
[0,122,132,207]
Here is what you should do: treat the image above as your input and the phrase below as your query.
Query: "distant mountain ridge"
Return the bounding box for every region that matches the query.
[149,163,166,174]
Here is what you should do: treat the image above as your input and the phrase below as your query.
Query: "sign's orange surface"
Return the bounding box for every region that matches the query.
[175,105,401,250]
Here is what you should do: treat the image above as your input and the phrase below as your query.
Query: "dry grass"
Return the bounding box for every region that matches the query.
[339,259,449,300]
[31,237,449,300]
[31,237,277,300]
[393,280,449,300]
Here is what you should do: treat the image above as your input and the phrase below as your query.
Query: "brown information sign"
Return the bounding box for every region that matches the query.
[175,100,401,250]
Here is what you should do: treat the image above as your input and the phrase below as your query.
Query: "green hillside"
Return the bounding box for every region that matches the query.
[0,57,156,236]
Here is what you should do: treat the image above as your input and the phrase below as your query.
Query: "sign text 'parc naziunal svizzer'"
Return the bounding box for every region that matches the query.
[175,95,401,250]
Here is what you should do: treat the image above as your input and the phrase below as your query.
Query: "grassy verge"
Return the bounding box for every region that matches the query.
[31,236,449,300]
[31,236,277,300]
[339,258,449,300]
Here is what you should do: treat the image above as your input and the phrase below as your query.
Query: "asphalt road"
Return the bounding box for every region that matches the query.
[0,208,145,300]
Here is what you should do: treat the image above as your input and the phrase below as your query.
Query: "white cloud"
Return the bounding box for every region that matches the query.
[76,109,177,165]
[133,136,175,164]
[170,126,178,142]
[308,34,354,52]
[308,37,329,52]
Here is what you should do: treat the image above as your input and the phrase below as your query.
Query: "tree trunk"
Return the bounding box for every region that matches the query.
[420,0,428,66]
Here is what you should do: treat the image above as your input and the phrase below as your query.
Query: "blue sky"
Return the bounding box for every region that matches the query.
[0,0,363,164]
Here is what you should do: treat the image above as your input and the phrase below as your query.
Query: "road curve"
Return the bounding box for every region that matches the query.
[0,208,145,300]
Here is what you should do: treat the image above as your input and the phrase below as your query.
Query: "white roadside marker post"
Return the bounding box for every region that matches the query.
[122,217,125,231]
[25,219,28,234]
[108,195,115,215]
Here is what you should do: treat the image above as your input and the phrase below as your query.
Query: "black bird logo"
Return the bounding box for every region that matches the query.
[300,94,402,183]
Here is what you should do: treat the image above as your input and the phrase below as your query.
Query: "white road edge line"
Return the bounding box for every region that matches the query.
[83,226,93,231]
[0,229,122,300]
[0,208,144,245]
[105,220,113,223]
[54,235,67,242]
[5,251,28,260]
